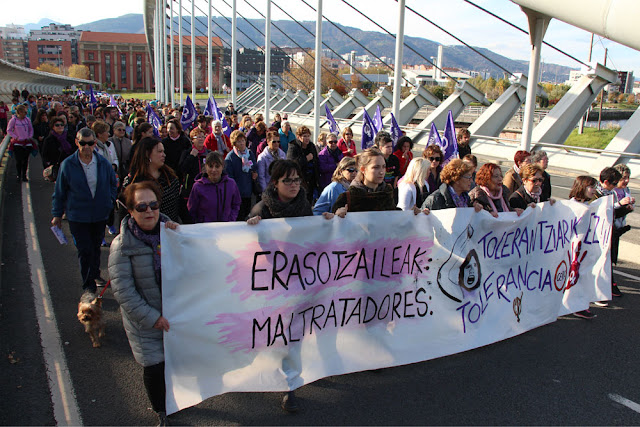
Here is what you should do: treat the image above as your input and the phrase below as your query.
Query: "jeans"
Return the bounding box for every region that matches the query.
[68,220,106,294]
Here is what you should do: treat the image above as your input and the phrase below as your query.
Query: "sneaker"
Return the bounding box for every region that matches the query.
[612,283,623,297]
[593,301,608,307]
[573,309,596,319]
[156,411,168,427]
[108,225,117,235]
[281,391,299,413]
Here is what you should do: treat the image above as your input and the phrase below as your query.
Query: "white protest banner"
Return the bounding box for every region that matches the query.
[161,197,612,414]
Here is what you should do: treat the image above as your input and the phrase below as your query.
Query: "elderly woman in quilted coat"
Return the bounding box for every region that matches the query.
[108,181,178,426]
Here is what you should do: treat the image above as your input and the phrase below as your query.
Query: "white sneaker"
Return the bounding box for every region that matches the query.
[593,301,608,307]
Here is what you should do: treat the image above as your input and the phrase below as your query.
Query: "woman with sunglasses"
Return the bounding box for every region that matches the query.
[317,132,344,191]
[337,126,356,158]
[42,116,76,175]
[109,181,178,427]
[422,144,444,196]
[508,164,545,210]
[247,159,341,413]
[313,156,357,215]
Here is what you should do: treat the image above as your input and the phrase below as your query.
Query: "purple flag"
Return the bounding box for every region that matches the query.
[204,97,216,118]
[372,105,383,133]
[110,95,122,116]
[441,110,459,165]
[325,104,340,135]
[208,97,232,137]
[390,113,402,150]
[76,89,84,97]
[361,109,376,150]
[180,95,197,129]
[88,84,97,107]
[427,122,443,148]
[146,105,162,138]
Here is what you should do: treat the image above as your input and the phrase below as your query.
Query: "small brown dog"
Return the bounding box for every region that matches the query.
[77,293,105,348]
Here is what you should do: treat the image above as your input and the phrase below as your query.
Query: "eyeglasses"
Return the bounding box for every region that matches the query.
[529,178,544,183]
[134,201,160,212]
[346,168,357,173]
[429,157,441,162]
[270,139,280,143]
[328,140,338,144]
[344,133,353,136]
[281,177,302,185]
[78,139,96,146]
[53,123,64,128]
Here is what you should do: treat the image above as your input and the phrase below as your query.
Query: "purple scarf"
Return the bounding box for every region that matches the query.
[128,218,162,286]
[53,130,73,154]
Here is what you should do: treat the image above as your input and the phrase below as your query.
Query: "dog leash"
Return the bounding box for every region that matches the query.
[98,280,111,299]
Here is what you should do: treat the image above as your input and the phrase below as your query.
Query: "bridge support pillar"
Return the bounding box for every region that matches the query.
[410,82,489,145]
[281,90,309,113]
[593,106,640,168]
[382,85,440,127]
[271,89,295,111]
[531,63,618,148]
[347,87,394,126]
[330,88,369,119]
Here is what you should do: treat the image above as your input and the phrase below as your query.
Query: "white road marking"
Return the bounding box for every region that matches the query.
[613,269,640,281]
[609,393,640,414]
[22,182,82,426]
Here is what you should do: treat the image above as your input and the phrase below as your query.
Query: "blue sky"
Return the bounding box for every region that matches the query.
[2,0,639,77]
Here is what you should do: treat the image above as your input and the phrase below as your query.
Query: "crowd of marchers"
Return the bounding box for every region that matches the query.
[3,88,633,425]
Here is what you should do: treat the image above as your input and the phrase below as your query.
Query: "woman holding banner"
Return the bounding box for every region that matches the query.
[469,163,524,217]
[109,181,178,426]
[247,159,343,412]
[421,159,483,212]
[422,144,443,196]
[331,148,424,214]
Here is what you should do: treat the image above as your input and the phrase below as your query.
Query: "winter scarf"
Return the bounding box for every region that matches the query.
[479,185,509,213]
[128,217,162,286]
[234,147,253,173]
[261,185,312,218]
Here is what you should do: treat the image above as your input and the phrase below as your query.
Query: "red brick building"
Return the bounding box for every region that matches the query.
[78,32,223,93]
[27,40,73,70]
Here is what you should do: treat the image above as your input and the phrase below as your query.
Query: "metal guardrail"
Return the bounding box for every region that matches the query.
[0,135,10,167]
[472,133,640,160]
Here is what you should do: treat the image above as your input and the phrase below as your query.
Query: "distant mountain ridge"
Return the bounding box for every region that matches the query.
[34,13,577,81]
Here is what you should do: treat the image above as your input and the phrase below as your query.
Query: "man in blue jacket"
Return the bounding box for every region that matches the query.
[51,127,118,295]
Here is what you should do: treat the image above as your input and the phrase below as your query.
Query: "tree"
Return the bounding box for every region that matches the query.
[617,93,627,104]
[283,52,347,93]
[428,85,448,101]
[68,64,90,80]
[36,62,61,75]
[628,94,637,104]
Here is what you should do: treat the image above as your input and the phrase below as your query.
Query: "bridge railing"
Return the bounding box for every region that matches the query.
[0,135,10,167]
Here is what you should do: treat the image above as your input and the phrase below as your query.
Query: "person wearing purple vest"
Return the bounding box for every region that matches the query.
[317,132,343,191]
[188,152,241,223]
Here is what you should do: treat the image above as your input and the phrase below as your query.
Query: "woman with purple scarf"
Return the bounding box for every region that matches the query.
[109,181,178,426]
[42,116,76,174]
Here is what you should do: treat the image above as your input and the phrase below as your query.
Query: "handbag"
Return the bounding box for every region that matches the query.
[43,164,59,182]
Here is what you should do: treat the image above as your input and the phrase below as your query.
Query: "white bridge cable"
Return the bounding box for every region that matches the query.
[297,0,417,87]
[169,0,289,90]
[339,0,459,83]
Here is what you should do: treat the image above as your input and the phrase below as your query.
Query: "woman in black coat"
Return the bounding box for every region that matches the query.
[509,164,544,210]
[247,159,340,412]
[41,116,76,171]
[287,125,319,203]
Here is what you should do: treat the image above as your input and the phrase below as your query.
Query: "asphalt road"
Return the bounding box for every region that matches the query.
[2,157,640,425]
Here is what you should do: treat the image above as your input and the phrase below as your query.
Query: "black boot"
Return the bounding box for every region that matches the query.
[281,391,299,413]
